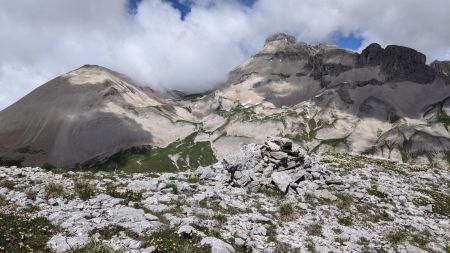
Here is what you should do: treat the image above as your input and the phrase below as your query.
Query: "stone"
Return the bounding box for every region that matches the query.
[271,172,293,192]
[314,190,337,201]
[178,225,206,239]
[200,237,236,253]
[128,180,158,192]
[48,234,71,253]
[325,177,343,185]
[265,141,281,151]
[270,152,288,160]
[291,170,306,182]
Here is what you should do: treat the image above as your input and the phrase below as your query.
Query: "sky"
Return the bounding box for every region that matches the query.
[0,0,449,110]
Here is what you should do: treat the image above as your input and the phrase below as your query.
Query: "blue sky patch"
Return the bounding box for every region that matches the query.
[333,33,363,50]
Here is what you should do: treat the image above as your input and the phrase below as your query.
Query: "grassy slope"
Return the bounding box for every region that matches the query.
[94,132,217,173]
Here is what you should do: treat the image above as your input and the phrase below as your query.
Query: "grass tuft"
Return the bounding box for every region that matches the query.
[74,181,96,201]
[44,183,65,199]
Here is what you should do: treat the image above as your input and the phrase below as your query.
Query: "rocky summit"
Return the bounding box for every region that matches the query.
[0,137,449,252]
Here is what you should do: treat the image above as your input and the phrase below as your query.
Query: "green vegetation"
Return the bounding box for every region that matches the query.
[259,188,286,199]
[26,190,38,201]
[410,229,431,249]
[105,184,142,202]
[143,227,211,253]
[385,229,407,244]
[278,203,296,221]
[356,203,394,223]
[94,132,217,173]
[162,183,179,194]
[320,152,429,174]
[0,157,24,167]
[74,181,96,201]
[311,136,349,153]
[0,213,56,253]
[437,109,450,130]
[335,237,349,246]
[357,237,370,246]
[335,193,353,211]
[274,241,300,253]
[0,194,6,205]
[199,199,208,208]
[288,116,337,144]
[368,186,388,199]
[305,224,323,237]
[72,242,122,253]
[213,214,227,225]
[89,225,138,241]
[416,189,450,216]
[0,179,15,190]
[44,183,65,199]
[337,216,353,226]
[51,167,68,175]
[305,238,317,253]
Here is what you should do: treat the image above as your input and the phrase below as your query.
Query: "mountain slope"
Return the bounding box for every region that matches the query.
[0,65,197,168]
[194,33,450,166]
[1,34,450,169]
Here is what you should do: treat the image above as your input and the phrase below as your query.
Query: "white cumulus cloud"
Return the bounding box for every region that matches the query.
[0,0,449,109]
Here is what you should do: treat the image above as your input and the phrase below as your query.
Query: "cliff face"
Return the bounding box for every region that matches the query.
[1,33,450,169]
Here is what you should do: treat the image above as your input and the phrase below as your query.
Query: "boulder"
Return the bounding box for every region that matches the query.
[270,152,288,160]
[271,172,293,192]
[200,237,236,253]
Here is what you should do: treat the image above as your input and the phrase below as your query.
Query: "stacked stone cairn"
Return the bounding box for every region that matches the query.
[223,137,344,196]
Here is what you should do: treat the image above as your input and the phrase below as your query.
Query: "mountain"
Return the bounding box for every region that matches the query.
[1,33,450,170]
[0,65,198,168]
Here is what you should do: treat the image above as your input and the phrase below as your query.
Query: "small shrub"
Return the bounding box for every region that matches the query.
[23,204,40,213]
[337,216,353,226]
[305,238,317,253]
[332,228,342,234]
[335,237,349,245]
[305,224,323,237]
[385,229,407,244]
[0,194,6,205]
[260,188,286,199]
[274,241,300,253]
[74,181,96,201]
[51,167,67,175]
[88,225,139,240]
[335,193,353,210]
[44,183,65,199]
[304,193,315,203]
[368,186,388,198]
[358,237,370,246]
[105,184,142,202]
[410,229,431,248]
[278,203,296,221]
[0,179,15,190]
[72,242,122,253]
[143,227,210,253]
[213,214,227,225]
[163,183,179,194]
[26,190,38,201]
[198,199,208,208]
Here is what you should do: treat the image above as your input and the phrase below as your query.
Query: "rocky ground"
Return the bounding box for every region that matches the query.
[0,137,449,253]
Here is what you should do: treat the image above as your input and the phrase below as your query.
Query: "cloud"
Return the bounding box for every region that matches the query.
[1,0,449,109]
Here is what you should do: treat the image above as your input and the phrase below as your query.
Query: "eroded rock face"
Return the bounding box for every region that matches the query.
[358,43,435,83]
